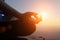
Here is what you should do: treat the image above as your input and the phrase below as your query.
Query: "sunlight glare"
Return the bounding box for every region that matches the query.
[42,12,47,21]
[37,11,48,21]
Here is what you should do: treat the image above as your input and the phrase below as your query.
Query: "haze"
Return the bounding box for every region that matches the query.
[5,0,60,40]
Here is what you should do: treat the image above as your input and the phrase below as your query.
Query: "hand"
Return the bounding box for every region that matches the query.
[23,12,37,17]
[36,16,42,24]
[22,12,42,24]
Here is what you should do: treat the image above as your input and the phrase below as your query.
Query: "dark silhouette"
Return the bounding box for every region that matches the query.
[0,0,42,40]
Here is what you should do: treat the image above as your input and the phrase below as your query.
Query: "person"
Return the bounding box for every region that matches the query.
[0,11,42,40]
[12,12,42,36]
[0,0,42,40]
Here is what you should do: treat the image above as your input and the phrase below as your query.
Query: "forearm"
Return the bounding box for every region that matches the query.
[0,0,22,18]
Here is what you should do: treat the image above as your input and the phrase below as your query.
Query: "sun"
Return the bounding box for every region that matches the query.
[42,12,47,21]
[37,11,48,21]
[31,11,48,22]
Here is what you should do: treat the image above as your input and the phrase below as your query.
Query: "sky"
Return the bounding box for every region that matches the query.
[5,0,60,39]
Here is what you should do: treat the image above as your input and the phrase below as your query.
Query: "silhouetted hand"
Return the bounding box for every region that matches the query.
[22,12,42,24]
